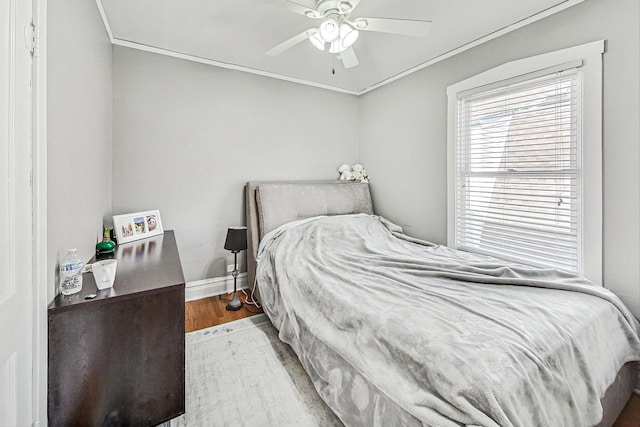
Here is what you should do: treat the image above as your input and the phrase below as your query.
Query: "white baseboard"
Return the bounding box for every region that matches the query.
[185,273,248,302]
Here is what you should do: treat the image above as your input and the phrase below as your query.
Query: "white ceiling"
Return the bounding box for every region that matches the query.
[98,0,579,95]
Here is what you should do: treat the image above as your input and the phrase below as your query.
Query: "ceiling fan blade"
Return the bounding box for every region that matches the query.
[265,29,314,56]
[339,0,363,12]
[353,17,432,37]
[339,47,359,69]
[282,0,321,18]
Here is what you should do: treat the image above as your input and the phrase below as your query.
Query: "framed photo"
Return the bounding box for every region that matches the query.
[113,209,164,244]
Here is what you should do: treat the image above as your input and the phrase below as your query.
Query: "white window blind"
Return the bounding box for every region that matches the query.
[455,67,582,273]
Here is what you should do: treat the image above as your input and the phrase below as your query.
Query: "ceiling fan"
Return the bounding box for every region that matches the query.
[265,0,432,69]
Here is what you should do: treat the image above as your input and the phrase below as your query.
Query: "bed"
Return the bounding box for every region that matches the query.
[245,180,640,427]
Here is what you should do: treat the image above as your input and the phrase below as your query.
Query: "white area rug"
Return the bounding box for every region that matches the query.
[173,314,343,427]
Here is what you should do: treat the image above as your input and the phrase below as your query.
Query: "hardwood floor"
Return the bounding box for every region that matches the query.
[613,393,640,427]
[185,295,640,425]
[185,291,262,333]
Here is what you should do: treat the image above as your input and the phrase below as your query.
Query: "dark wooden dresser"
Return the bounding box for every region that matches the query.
[48,231,185,426]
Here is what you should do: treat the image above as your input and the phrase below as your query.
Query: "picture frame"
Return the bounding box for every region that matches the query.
[112,209,164,244]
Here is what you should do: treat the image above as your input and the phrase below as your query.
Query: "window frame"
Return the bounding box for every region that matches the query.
[446,40,604,284]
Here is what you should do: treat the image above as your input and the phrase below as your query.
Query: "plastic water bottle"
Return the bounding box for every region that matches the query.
[60,249,84,295]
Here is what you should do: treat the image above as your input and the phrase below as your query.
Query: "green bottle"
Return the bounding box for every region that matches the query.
[96,227,116,256]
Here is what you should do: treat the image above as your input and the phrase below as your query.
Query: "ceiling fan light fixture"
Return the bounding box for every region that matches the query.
[319,18,340,42]
[309,31,325,51]
[339,23,359,48]
[329,40,347,54]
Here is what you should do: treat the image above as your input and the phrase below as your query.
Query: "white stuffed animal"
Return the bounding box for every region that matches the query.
[360,169,369,183]
[337,163,369,183]
[340,170,354,181]
[338,164,353,180]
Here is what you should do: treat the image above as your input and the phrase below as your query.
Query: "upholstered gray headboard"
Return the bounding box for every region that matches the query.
[245,181,374,299]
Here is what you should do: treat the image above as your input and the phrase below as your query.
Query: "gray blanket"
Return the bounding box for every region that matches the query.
[256,215,640,427]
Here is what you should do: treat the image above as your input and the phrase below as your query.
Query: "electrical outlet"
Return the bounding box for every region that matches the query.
[226,264,235,274]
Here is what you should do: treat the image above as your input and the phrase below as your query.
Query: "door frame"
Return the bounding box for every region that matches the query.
[31,0,47,424]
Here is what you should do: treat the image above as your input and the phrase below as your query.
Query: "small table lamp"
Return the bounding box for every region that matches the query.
[224,226,247,311]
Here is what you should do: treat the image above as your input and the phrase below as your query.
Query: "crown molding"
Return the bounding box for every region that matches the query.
[111,38,360,96]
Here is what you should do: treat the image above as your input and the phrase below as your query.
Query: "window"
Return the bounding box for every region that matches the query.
[456,68,581,272]
[447,41,604,282]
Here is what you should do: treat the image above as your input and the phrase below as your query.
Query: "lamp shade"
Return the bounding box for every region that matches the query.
[340,23,359,48]
[309,31,325,51]
[224,226,247,252]
[319,18,339,42]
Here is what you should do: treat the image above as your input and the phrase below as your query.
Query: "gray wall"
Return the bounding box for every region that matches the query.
[359,0,640,316]
[112,47,359,281]
[48,0,113,301]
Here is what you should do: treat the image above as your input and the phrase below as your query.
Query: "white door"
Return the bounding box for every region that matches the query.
[0,0,34,425]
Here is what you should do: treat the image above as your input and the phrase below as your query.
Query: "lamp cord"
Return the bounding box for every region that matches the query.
[241,275,261,309]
